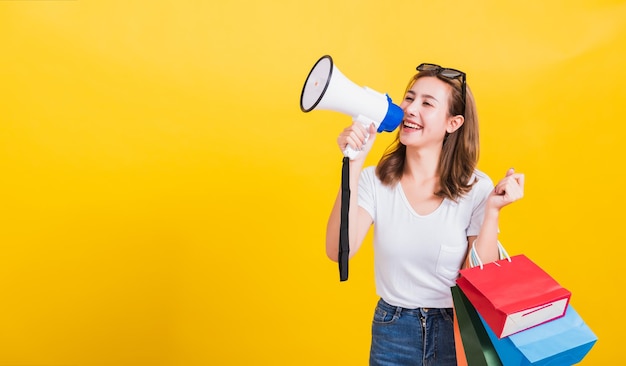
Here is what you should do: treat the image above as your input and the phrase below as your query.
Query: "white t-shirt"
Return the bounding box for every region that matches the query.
[358,166,494,309]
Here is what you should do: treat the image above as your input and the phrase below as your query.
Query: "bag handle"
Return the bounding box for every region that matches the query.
[469,240,511,269]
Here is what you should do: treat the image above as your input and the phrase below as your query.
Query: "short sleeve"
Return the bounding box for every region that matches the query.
[466,171,495,236]
[358,166,377,222]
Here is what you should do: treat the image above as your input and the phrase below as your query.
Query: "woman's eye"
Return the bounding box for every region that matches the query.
[423,101,432,106]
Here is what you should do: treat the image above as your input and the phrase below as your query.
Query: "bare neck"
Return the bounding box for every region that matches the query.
[402,146,441,183]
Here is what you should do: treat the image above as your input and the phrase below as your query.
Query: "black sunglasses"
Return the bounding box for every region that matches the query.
[416,63,466,116]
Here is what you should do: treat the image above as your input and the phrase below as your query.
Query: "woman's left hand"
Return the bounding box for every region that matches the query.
[489,168,525,210]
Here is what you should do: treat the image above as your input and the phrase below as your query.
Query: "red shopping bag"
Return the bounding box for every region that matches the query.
[457,248,571,339]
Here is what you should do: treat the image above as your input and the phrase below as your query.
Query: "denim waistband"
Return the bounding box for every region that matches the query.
[378,298,452,317]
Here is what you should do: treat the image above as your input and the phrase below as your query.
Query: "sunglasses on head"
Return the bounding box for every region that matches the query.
[416,63,466,116]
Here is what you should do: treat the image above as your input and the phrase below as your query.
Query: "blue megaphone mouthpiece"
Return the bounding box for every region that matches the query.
[377,95,403,133]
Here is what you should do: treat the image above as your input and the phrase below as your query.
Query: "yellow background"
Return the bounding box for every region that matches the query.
[1,0,624,365]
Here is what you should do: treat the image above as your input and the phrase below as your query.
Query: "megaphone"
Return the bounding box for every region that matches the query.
[300,55,404,159]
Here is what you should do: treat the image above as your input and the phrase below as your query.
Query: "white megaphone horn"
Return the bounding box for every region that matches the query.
[300,55,404,160]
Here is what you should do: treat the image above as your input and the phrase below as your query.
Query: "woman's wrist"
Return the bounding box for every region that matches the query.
[348,156,367,169]
[484,205,501,219]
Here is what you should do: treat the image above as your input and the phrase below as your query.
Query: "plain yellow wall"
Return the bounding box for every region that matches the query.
[1,1,624,365]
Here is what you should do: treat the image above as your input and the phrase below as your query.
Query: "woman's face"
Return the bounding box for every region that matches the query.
[399,76,455,148]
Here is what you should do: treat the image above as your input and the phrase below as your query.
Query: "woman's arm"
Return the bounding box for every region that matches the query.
[469,168,525,265]
[325,122,376,262]
[325,177,373,261]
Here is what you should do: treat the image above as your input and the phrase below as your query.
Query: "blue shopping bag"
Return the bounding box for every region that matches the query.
[480,305,597,365]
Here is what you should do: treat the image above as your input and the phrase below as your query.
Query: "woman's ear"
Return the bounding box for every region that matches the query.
[447,115,465,133]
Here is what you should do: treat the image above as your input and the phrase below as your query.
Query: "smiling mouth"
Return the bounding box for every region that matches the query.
[403,121,423,130]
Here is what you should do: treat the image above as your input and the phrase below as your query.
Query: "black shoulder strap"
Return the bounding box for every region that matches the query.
[339,157,350,281]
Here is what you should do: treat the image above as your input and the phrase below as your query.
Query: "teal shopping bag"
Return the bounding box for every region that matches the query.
[451,286,503,366]
[480,305,597,365]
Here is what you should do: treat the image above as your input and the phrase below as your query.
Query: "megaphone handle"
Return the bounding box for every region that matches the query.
[342,136,367,160]
[343,115,374,160]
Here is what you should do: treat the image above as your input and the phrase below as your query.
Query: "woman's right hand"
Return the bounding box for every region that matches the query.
[488,168,525,211]
[337,121,377,160]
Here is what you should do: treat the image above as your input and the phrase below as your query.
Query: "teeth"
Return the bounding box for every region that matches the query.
[404,121,421,129]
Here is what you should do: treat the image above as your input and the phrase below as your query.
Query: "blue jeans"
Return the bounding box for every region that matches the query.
[369,298,457,366]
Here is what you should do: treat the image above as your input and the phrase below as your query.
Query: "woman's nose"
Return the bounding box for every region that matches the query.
[405,101,417,116]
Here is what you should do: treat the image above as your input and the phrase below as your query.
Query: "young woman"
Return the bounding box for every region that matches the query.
[326,63,525,366]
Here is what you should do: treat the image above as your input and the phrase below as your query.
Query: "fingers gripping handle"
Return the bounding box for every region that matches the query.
[343,115,373,160]
[342,134,369,160]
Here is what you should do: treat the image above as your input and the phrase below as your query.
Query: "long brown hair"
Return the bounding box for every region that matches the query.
[375,70,479,201]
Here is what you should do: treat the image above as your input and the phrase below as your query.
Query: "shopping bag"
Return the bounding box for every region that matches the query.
[457,246,571,338]
[451,285,503,366]
[453,307,468,366]
[480,305,597,365]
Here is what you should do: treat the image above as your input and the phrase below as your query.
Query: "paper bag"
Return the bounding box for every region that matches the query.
[457,254,571,338]
[453,306,468,366]
[481,305,597,365]
[451,285,503,366]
